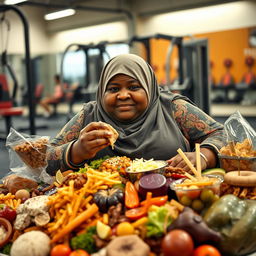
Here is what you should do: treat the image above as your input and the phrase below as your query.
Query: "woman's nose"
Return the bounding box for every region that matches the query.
[117,89,130,99]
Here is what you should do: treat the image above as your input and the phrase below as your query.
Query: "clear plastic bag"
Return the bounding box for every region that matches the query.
[223,111,256,151]
[219,111,256,172]
[5,128,54,184]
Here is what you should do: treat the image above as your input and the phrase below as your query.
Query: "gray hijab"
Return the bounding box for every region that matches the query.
[84,54,190,160]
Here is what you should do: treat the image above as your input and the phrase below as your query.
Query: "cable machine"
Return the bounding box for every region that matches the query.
[60,42,110,120]
[129,34,210,114]
[0,5,35,135]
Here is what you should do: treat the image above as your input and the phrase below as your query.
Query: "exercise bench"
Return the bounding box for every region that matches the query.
[0,74,23,139]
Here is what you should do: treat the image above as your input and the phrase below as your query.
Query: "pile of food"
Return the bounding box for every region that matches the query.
[1,141,256,256]
[219,139,256,200]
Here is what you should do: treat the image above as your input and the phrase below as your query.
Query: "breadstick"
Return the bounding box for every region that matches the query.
[177,148,200,179]
[195,143,202,179]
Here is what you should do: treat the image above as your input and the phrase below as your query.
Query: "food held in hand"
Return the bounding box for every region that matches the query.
[105,123,119,149]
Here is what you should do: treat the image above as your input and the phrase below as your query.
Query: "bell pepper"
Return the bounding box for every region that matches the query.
[140,195,168,207]
[203,194,256,256]
[125,181,140,209]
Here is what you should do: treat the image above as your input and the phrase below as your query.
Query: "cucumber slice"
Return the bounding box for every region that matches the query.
[202,168,226,176]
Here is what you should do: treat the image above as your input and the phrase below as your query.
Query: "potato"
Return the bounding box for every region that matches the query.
[15,189,30,200]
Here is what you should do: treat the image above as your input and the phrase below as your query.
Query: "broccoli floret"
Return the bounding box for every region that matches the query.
[70,226,97,253]
[1,242,12,255]
[89,155,110,169]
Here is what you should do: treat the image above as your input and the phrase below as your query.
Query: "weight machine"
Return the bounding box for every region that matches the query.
[0,5,35,136]
[129,34,210,114]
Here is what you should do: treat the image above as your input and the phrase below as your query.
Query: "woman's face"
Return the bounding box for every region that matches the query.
[103,74,149,122]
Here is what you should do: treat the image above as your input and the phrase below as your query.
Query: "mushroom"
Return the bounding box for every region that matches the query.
[10,231,50,256]
[106,235,150,256]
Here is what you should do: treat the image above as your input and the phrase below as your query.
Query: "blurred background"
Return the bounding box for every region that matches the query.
[0,0,256,177]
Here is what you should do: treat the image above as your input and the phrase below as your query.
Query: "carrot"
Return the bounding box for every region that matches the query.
[50,203,99,243]
[125,181,140,208]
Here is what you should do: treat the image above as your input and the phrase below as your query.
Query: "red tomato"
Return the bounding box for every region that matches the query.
[70,250,90,256]
[161,229,194,256]
[51,244,72,256]
[186,187,201,200]
[193,245,221,256]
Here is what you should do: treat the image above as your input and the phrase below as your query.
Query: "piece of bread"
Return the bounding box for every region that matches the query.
[105,124,119,149]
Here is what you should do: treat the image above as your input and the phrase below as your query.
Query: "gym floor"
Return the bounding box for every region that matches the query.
[0,103,256,179]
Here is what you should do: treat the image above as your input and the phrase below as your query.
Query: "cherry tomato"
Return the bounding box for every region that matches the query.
[161,229,194,256]
[0,204,17,222]
[51,244,72,256]
[193,245,221,256]
[186,186,201,200]
[70,250,90,256]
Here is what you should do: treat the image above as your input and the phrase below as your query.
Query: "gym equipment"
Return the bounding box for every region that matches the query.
[129,34,210,114]
[0,74,23,138]
[0,5,35,136]
[60,42,110,120]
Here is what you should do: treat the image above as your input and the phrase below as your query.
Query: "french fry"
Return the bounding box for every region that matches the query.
[51,203,99,243]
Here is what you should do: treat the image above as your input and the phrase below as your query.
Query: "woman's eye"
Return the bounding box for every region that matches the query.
[107,87,119,92]
[129,85,141,90]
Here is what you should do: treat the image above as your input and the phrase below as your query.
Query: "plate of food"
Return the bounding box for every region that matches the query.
[125,158,168,174]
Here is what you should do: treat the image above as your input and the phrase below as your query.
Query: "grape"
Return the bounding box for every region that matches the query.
[200,189,214,203]
[180,195,192,206]
[192,199,204,212]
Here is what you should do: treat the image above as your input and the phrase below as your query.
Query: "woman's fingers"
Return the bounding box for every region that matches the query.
[82,121,110,133]
[168,152,197,170]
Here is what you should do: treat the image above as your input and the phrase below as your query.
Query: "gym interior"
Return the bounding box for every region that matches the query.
[0,0,256,178]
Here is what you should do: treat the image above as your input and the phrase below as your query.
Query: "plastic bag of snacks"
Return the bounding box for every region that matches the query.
[219,111,256,172]
[5,128,53,183]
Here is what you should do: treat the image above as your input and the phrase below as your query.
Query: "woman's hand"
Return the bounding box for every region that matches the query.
[71,122,113,164]
[167,148,216,172]
[167,152,206,172]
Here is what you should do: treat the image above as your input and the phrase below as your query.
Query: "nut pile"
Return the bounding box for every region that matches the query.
[13,138,49,169]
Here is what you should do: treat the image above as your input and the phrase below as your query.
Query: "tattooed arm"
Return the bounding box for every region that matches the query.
[46,107,85,175]
[167,99,227,170]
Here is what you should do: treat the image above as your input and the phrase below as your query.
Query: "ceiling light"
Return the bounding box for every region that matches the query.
[44,9,76,21]
[4,0,27,4]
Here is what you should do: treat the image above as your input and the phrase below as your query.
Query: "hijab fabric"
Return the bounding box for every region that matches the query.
[84,54,190,160]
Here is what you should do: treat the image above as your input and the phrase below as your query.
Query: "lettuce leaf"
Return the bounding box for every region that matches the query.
[146,206,172,238]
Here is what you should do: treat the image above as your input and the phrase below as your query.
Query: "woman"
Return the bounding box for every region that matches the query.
[40,74,64,118]
[46,54,226,175]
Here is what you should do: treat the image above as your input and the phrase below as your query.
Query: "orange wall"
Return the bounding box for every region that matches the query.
[150,27,256,85]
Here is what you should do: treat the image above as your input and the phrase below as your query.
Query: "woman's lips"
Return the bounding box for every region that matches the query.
[116,104,134,111]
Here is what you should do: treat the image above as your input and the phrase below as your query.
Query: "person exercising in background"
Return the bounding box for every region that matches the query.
[39,74,64,118]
